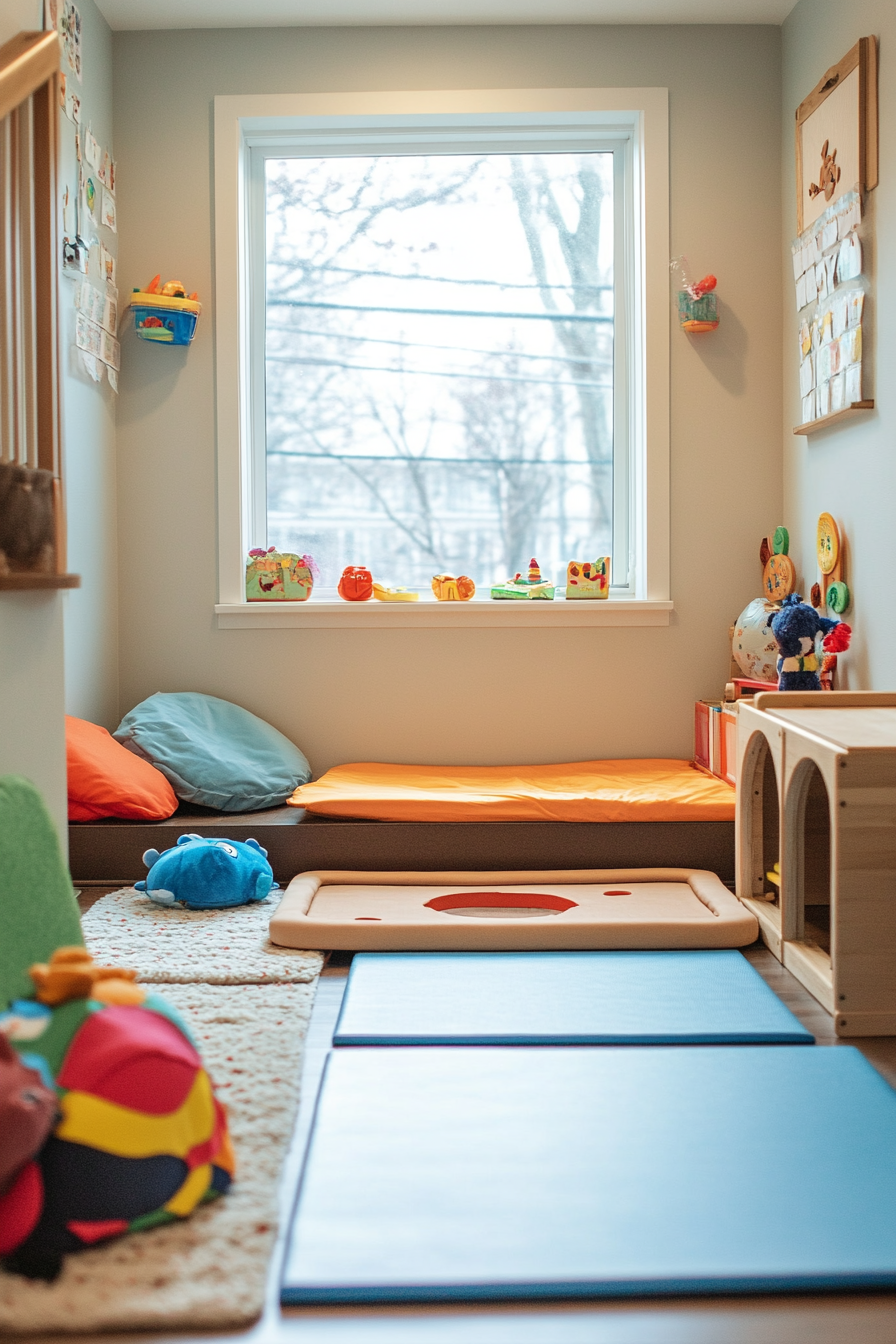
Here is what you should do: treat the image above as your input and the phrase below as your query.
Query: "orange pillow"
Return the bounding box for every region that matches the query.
[66,716,178,822]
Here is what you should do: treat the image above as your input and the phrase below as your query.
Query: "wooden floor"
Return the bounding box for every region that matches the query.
[52,895,896,1343]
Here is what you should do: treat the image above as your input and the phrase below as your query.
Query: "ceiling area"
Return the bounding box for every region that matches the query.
[95,0,797,31]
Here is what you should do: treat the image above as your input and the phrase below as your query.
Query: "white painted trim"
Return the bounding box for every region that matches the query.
[214,598,673,629]
[213,87,670,610]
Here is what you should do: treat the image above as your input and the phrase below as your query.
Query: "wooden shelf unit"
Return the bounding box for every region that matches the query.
[737,692,896,1036]
[0,573,80,590]
[793,401,875,436]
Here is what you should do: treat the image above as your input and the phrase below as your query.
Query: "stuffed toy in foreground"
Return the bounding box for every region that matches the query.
[770,593,851,691]
[136,834,278,909]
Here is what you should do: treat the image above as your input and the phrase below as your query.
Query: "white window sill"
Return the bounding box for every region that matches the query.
[214,599,673,629]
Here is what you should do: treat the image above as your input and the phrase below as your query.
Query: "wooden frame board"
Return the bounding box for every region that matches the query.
[269,868,758,951]
[796,37,878,234]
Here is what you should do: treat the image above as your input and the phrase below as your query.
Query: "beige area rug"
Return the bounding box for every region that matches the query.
[81,887,323,983]
[0,980,317,1334]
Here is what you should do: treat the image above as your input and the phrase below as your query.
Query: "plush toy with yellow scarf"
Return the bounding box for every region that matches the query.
[770,593,851,691]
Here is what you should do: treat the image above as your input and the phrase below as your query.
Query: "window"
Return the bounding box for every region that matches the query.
[214,91,670,626]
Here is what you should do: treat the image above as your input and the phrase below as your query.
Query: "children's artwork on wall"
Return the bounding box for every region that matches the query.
[796,38,878,235]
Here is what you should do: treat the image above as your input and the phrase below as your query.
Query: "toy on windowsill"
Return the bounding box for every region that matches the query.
[432,574,476,601]
[373,583,419,602]
[672,258,719,332]
[770,593,851,691]
[491,558,554,600]
[131,274,201,346]
[136,834,279,910]
[338,566,374,602]
[566,559,610,599]
[246,547,317,601]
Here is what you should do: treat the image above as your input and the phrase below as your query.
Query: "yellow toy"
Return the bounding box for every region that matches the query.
[372,584,419,602]
[432,574,476,601]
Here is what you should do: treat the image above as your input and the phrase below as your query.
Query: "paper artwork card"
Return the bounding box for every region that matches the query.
[79,350,103,383]
[84,130,100,170]
[102,294,118,337]
[837,232,862,284]
[845,362,862,405]
[830,372,846,413]
[799,355,815,399]
[75,312,102,358]
[801,391,816,425]
[832,295,849,340]
[848,291,865,328]
[816,341,831,384]
[101,190,117,233]
[816,379,831,418]
[796,274,807,311]
[100,331,120,372]
[100,244,116,288]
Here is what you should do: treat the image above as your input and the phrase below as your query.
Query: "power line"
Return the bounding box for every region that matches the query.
[268,260,613,294]
[267,298,612,324]
[265,352,612,391]
[265,324,613,368]
[267,449,614,466]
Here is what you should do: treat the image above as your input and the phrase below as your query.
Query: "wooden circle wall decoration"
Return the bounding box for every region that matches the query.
[762,553,796,602]
[817,512,840,575]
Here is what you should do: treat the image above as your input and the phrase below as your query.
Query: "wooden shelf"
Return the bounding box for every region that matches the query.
[0,573,81,591]
[793,401,875,436]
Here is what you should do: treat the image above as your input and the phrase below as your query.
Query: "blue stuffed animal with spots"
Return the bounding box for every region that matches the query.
[770,593,851,691]
[135,834,279,910]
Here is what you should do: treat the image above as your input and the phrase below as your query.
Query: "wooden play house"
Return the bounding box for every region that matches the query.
[737,691,896,1035]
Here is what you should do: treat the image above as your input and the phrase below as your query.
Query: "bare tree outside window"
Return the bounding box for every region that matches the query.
[264,151,615,591]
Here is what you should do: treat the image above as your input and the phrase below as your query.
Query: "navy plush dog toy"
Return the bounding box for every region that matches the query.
[770,593,851,691]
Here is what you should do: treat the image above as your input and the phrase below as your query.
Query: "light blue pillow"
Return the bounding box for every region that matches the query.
[113,692,311,813]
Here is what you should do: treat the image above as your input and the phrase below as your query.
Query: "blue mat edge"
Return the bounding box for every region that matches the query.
[334,1031,815,1045]
[282,1271,896,1304]
[332,951,815,1047]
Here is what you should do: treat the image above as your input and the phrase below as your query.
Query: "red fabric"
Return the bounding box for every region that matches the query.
[0,1161,43,1255]
[824,622,851,653]
[67,1218,130,1245]
[58,1007,200,1114]
[66,716,178,822]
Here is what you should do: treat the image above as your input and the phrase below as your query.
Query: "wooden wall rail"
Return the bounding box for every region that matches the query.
[0,31,78,590]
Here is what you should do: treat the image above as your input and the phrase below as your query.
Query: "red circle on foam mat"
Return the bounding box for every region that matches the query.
[425,892,578,913]
[603,890,632,896]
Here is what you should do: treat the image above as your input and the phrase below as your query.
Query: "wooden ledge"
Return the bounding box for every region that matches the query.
[0,573,80,590]
[793,401,875,436]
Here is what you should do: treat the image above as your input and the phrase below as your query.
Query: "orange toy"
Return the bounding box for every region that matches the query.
[338,566,374,601]
[432,573,476,601]
[29,947,146,1007]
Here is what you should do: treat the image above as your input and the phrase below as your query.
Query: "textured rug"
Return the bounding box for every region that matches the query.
[81,887,323,984]
[0,980,316,1333]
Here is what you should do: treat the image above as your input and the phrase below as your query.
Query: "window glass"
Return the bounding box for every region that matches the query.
[263,151,616,590]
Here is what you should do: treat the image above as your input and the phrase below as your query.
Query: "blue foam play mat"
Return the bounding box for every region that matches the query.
[332,951,813,1045]
[282,1045,896,1303]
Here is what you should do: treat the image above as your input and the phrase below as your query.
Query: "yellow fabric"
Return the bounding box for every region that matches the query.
[288,758,735,823]
[56,1070,215,1159]
[164,1163,213,1217]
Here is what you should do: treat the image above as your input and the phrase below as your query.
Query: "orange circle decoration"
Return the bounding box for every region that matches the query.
[817,513,840,575]
[762,553,796,602]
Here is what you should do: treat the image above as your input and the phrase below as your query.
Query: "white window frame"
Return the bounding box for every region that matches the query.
[213,88,670,630]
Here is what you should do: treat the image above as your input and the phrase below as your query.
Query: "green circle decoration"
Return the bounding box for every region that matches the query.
[773,526,789,556]
[827,581,850,614]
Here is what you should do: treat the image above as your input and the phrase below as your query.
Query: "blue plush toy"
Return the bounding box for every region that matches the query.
[770,593,851,691]
[135,834,279,910]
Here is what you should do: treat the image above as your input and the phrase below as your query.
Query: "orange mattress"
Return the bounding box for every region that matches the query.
[287,759,735,824]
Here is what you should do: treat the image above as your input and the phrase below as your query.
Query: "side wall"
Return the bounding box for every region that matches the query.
[61,0,120,729]
[113,24,783,773]
[782,1,893,689]
[0,0,117,847]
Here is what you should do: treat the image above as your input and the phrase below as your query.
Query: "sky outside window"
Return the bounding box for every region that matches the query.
[264,151,615,591]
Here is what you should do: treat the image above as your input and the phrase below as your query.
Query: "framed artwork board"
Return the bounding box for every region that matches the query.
[796,36,878,234]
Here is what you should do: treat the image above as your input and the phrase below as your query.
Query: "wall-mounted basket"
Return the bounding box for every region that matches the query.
[131,291,201,345]
[678,290,719,333]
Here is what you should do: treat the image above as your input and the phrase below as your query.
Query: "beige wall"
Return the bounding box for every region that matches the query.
[782,1,892,691]
[113,24,783,774]
[0,0,117,847]
[61,0,120,730]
